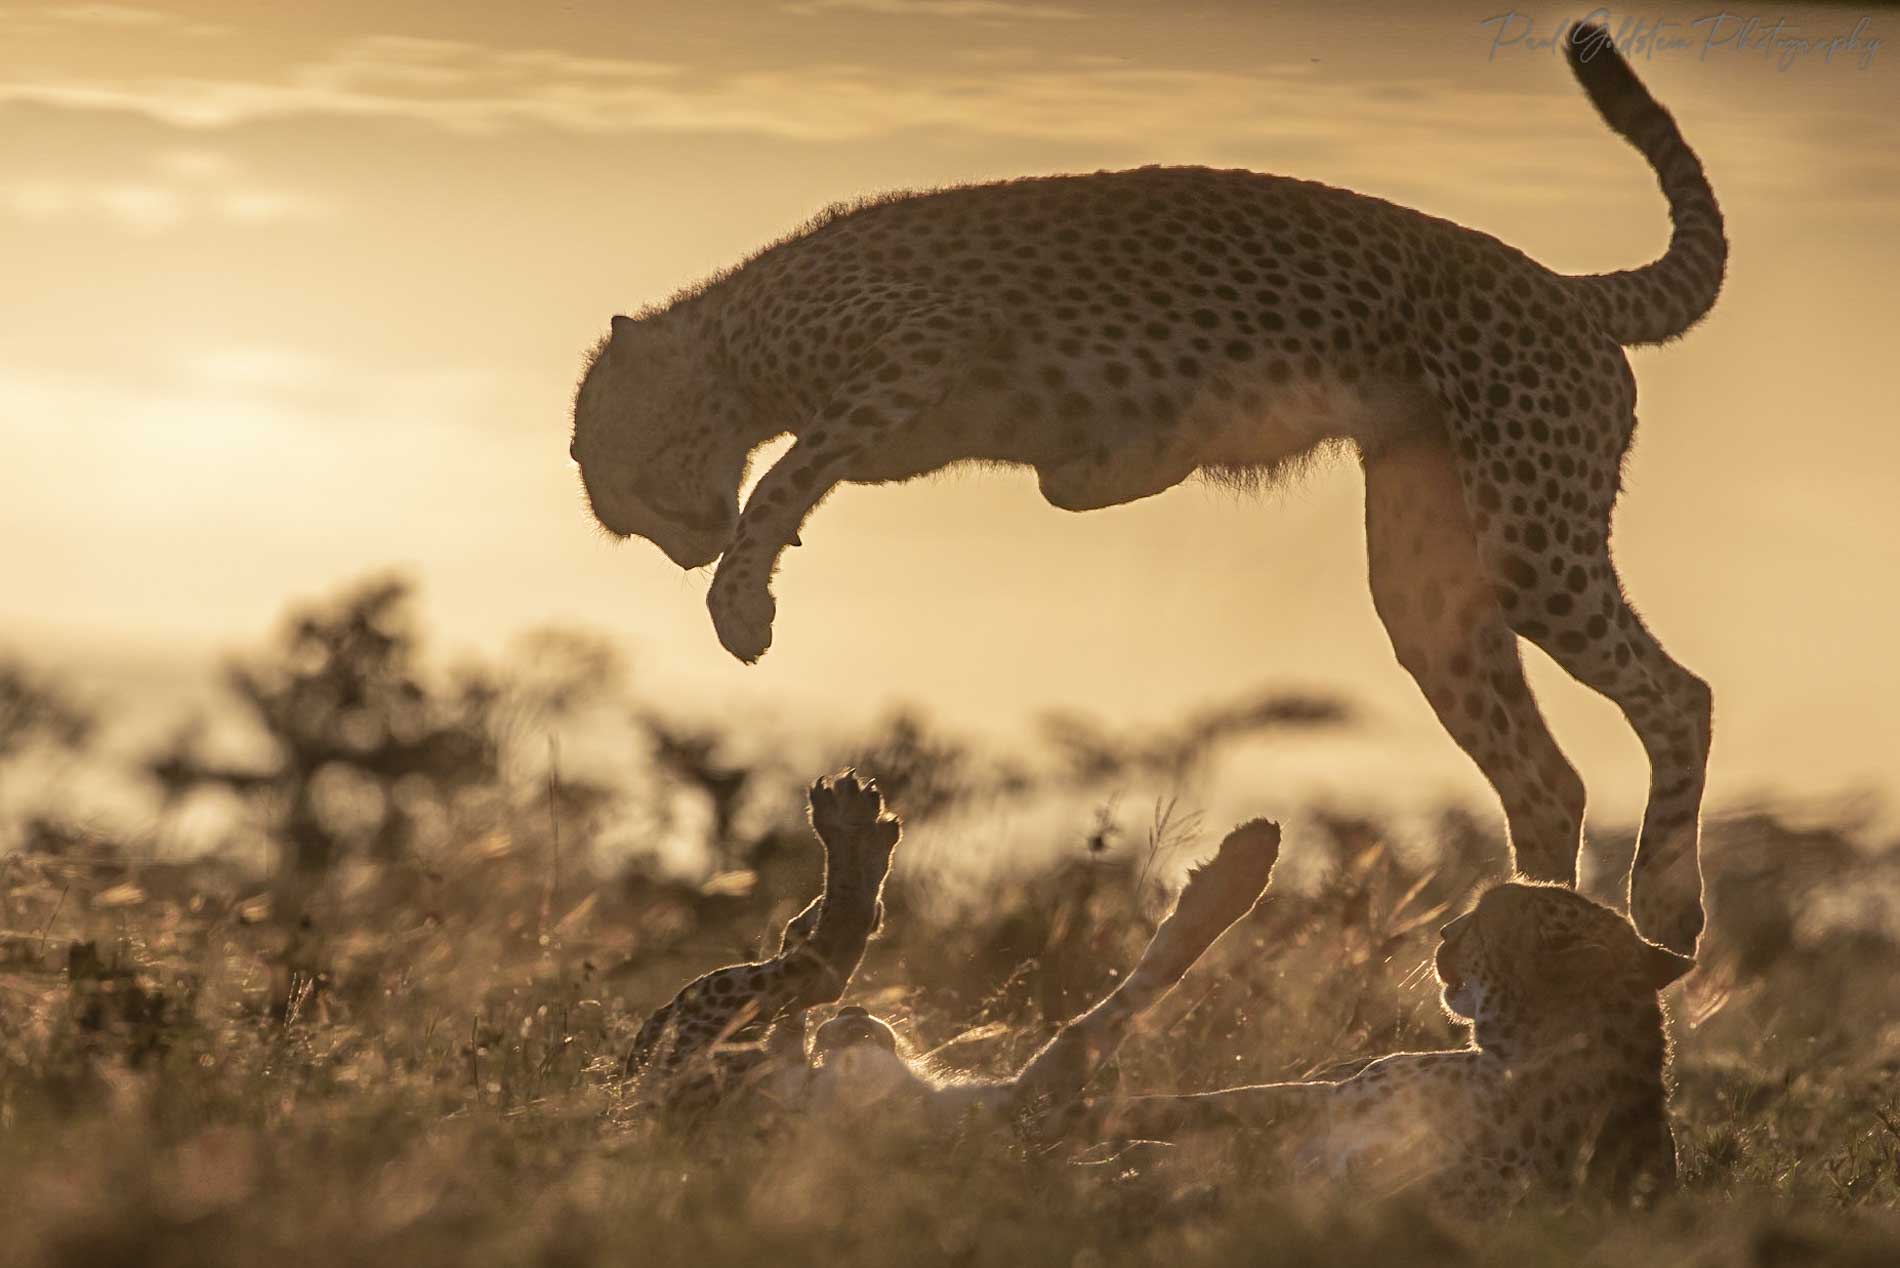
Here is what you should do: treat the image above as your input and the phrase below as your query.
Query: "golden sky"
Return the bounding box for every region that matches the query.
[3,1,1896,829]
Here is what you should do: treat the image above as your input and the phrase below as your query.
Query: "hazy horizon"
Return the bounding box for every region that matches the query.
[6,1,1897,837]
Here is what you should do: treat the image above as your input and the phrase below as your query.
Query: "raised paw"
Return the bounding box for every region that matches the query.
[1204,818,1281,900]
[708,569,775,664]
[808,770,902,856]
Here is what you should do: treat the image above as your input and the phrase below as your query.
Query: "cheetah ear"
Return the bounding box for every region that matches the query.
[610,314,637,338]
[1639,941,1695,991]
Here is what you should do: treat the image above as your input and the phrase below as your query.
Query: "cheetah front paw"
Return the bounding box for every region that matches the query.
[808,770,901,855]
[708,570,775,664]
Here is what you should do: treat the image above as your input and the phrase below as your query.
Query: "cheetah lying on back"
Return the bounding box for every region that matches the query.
[630,774,1692,1209]
[570,22,1722,956]
[625,771,899,1113]
[626,769,1281,1126]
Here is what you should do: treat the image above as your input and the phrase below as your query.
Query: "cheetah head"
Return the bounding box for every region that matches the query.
[1435,882,1693,1030]
[811,1004,900,1062]
[808,1005,917,1105]
[570,313,756,569]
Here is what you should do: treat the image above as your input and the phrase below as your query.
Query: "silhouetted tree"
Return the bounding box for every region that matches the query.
[1040,687,1353,789]
[0,659,92,766]
[842,710,1035,825]
[640,714,752,873]
[147,576,498,877]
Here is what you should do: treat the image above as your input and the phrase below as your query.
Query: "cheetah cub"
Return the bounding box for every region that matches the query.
[570,21,1721,954]
[803,816,1282,1136]
[625,778,1281,1133]
[625,771,897,1115]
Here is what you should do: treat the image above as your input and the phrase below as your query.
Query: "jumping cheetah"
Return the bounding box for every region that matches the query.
[570,22,1723,953]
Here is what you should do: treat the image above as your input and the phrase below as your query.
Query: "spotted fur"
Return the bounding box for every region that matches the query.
[570,21,1722,953]
[804,817,1282,1137]
[625,771,897,1114]
[1116,882,1694,1210]
[630,805,1281,1137]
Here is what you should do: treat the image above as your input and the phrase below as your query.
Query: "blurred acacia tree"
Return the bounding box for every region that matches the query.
[0,661,93,767]
[0,658,95,847]
[1039,687,1352,789]
[147,576,500,878]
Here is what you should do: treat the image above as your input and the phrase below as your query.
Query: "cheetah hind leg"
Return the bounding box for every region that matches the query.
[1011,819,1280,1131]
[1445,419,1712,953]
[1364,439,1586,887]
[1035,445,1196,512]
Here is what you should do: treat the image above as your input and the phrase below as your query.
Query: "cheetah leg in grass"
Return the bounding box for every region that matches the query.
[1011,818,1281,1124]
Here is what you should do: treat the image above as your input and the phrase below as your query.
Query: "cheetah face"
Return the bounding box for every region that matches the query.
[1436,883,1694,1026]
[570,314,752,569]
[1433,910,1492,1022]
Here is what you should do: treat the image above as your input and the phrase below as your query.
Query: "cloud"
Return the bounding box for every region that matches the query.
[151,147,235,181]
[39,3,172,25]
[92,181,186,231]
[2,147,325,231]
[780,0,1086,19]
[185,345,332,393]
[21,2,227,37]
[0,31,1426,144]
[4,177,184,231]
[2,176,323,231]
[5,15,1888,227]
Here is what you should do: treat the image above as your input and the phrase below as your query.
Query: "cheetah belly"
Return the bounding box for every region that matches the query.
[1197,374,1439,471]
[904,361,1435,482]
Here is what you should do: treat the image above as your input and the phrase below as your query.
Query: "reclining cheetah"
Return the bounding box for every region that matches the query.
[569,22,1722,954]
[1104,880,1694,1210]
[803,814,1283,1136]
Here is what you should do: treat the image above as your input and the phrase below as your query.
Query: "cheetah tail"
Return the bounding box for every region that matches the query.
[1012,819,1279,1101]
[1562,20,1727,346]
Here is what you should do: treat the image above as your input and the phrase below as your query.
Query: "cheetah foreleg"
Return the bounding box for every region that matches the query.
[707,433,842,663]
[708,306,992,663]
